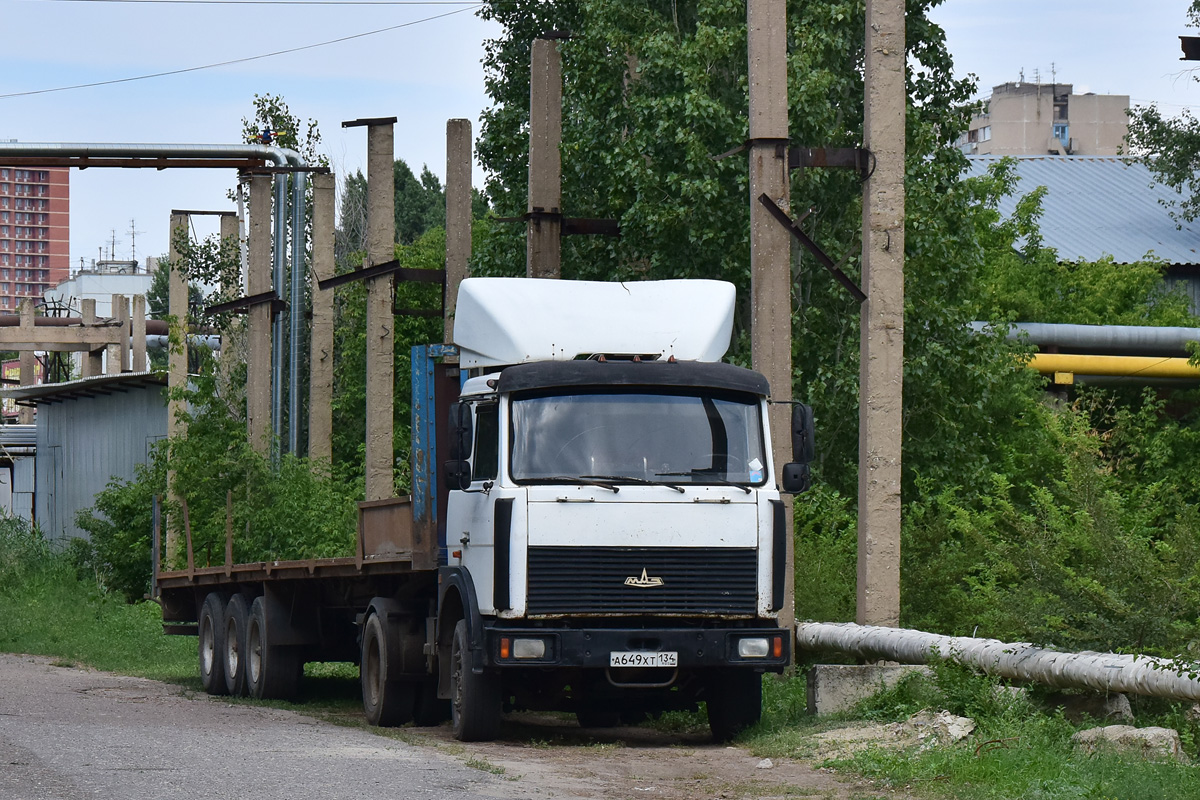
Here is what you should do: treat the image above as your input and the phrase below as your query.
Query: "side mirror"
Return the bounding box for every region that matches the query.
[781,462,811,494]
[444,459,472,491]
[791,403,815,465]
[447,402,473,461]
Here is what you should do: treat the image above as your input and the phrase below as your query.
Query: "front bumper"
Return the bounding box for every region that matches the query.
[483,625,790,670]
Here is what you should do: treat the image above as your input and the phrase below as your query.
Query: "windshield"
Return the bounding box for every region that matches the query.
[510,389,767,486]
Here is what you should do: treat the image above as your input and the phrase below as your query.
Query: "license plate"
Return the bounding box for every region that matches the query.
[609,651,678,668]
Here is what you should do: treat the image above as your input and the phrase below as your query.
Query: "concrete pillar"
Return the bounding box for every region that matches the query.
[17,299,34,425]
[247,176,273,455]
[748,0,795,632]
[166,213,189,565]
[858,0,906,628]
[309,172,335,465]
[167,214,189,435]
[131,295,147,372]
[108,294,130,373]
[445,118,473,341]
[527,37,562,279]
[81,298,103,378]
[217,212,241,400]
[366,122,396,501]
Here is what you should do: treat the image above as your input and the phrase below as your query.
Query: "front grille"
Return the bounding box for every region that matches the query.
[526,546,757,616]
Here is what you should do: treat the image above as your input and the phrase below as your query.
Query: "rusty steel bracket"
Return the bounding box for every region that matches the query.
[757,194,866,303]
[316,259,444,291]
[204,290,286,318]
[789,147,873,180]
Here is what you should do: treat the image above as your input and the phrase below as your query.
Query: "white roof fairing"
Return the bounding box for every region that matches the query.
[453,278,736,369]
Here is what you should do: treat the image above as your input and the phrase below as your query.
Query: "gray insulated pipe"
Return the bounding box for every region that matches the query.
[971,321,1200,356]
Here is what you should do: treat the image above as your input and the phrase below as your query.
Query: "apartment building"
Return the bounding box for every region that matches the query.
[0,167,69,311]
[961,82,1129,156]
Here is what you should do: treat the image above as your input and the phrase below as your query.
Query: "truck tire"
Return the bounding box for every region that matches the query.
[412,678,450,726]
[198,593,228,696]
[247,596,300,700]
[361,612,415,727]
[705,670,763,742]
[450,619,501,741]
[223,593,251,697]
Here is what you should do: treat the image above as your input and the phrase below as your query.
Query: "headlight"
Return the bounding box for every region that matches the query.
[513,638,547,659]
[737,637,770,658]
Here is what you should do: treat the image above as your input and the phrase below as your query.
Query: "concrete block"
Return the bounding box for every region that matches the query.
[807,663,932,715]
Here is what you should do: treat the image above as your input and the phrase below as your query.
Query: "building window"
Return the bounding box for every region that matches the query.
[981,126,992,141]
[1053,123,1069,147]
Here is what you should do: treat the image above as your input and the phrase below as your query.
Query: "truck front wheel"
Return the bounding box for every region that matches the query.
[706,670,763,742]
[450,620,501,741]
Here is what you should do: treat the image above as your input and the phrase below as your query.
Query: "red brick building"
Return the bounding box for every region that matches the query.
[0,167,69,311]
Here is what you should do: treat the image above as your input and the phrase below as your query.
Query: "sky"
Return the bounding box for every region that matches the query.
[1,0,1198,271]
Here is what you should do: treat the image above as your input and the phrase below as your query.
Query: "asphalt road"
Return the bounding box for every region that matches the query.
[0,653,507,800]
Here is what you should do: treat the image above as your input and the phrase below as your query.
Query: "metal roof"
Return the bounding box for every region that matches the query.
[0,371,165,406]
[963,155,1200,266]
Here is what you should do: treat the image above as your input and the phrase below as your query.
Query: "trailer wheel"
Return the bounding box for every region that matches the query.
[450,619,501,741]
[705,670,762,743]
[198,593,228,696]
[223,593,251,697]
[247,596,300,700]
[361,613,415,727]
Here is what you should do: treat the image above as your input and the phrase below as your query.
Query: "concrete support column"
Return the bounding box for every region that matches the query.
[247,176,273,455]
[80,298,102,378]
[308,172,335,465]
[445,118,473,340]
[166,212,189,565]
[131,295,147,372]
[747,0,795,632]
[17,299,35,425]
[107,294,130,373]
[366,122,396,501]
[217,212,241,402]
[858,0,906,628]
[527,37,562,279]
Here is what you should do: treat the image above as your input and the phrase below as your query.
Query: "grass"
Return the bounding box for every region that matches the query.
[7,519,1200,799]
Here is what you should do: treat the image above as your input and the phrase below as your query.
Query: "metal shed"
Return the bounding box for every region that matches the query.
[3,372,167,544]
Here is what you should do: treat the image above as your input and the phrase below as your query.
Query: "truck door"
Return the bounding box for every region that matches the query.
[447,400,504,614]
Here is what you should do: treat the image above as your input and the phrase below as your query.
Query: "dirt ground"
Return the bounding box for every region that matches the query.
[412,712,889,800]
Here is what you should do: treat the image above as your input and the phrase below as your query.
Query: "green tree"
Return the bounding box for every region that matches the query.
[1125,2,1200,223]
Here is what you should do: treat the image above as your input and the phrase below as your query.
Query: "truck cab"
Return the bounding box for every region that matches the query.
[431,278,811,741]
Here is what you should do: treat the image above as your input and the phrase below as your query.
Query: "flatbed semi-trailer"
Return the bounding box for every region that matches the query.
[158,278,814,741]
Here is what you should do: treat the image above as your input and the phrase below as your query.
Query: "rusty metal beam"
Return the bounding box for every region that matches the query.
[316,260,444,291]
[758,194,866,302]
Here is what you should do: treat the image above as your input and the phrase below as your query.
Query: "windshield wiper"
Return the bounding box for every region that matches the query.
[537,475,620,493]
[655,471,753,494]
[582,474,686,494]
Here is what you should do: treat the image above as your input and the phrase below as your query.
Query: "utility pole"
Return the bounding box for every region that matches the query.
[445,119,473,340]
[858,0,906,627]
[527,37,563,279]
[309,172,336,464]
[350,117,399,502]
[247,176,273,455]
[166,212,189,563]
[747,0,795,631]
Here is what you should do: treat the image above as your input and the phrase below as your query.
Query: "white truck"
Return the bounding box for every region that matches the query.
[158,277,813,742]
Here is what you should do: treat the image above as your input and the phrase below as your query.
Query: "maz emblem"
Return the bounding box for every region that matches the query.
[625,568,665,588]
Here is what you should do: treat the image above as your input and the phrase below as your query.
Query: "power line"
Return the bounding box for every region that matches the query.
[0,4,481,100]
